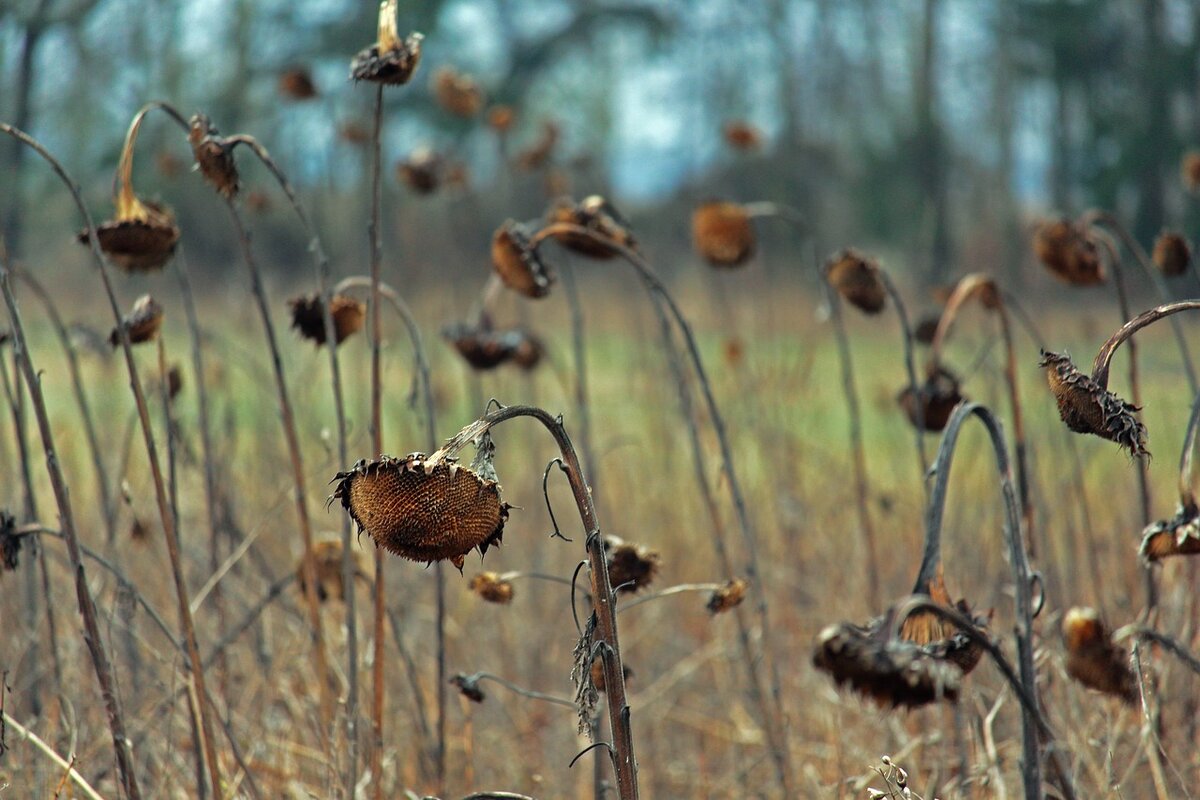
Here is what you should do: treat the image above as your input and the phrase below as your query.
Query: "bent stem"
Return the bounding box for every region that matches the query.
[4,120,224,797]
[0,235,140,798]
[427,404,639,800]
[930,274,1036,555]
[457,672,576,709]
[1091,301,1200,390]
[528,222,794,795]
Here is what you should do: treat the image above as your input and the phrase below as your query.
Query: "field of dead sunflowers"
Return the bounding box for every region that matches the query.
[5,2,1200,799]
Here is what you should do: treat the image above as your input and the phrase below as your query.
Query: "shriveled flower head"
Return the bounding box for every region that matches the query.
[289,293,366,347]
[1152,231,1192,277]
[691,201,755,268]
[914,314,941,345]
[545,195,636,259]
[450,673,486,703]
[603,535,661,594]
[706,578,748,615]
[897,367,965,433]
[109,294,164,347]
[899,570,990,675]
[1033,218,1105,286]
[469,571,514,604]
[330,453,511,570]
[491,221,555,298]
[825,248,887,314]
[487,105,515,133]
[1140,503,1200,561]
[167,364,184,401]
[1,511,20,571]
[1062,607,1136,704]
[1039,350,1147,457]
[338,121,371,146]
[443,321,543,371]
[350,0,423,85]
[722,120,762,151]
[187,114,239,199]
[297,539,360,603]
[590,658,632,694]
[812,622,962,708]
[278,67,319,100]
[515,120,560,171]
[433,66,484,117]
[81,113,180,272]
[1182,151,1200,193]
[396,146,443,194]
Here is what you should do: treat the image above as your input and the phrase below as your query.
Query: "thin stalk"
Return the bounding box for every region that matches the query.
[366,82,388,800]
[227,131,359,790]
[929,274,1036,555]
[222,197,334,736]
[0,236,140,798]
[12,267,114,539]
[461,672,575,709]
[617,582,724,613]
[898,401,1053,800]
[1177,384,1200,508]
[528,223,791,795]
[383,606,437,780]
[428,405,639,799]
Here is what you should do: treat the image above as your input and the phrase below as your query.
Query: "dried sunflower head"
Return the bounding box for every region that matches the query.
[1140,503,1200,561]
[825,248,887,314]
[1152,232,1192,277]
[491,221,555,298]
[1033,218,1105,286]
[1062,607,1136,704]
[722,120,762,151]
[897,367,965,433]
[706,578,748,614]
[1,510,20,571]
[278,66,319,100]
[289,293,366,347]
[691,201,755,268]
[1183,151,1200,193]
[330,453,511,570]
[167,364,184,401]
[515,120,559,171]
[603,535,661,594]
[442,322,542,371]
[899,570,990,676]
[450,673,486,703]
[297,539,359,603]
[396,147,443,194]
[187,114,239,199]
[590,658,633,694]
[338,121,371,145]
[109,294,164,347]
[350,0,423,85]
[1039,350,1147,458]
[469,571,514,604]
[914,314,941,345]
[812,621,962,708]
[487,105,515,133]
[433,66,484,117]
[545,195,636,259]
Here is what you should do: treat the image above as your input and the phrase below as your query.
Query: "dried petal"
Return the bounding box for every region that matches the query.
[1140,504,1200,561]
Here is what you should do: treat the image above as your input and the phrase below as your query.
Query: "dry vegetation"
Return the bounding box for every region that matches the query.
[5,4,1200,800]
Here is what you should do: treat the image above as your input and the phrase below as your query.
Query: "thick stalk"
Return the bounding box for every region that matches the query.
[12,268,114,539]
[0,243,141,798]
[429,405,639,799]
[222,199,333,734]
[3,121,226,797]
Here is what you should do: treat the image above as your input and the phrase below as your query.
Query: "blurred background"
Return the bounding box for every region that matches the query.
[4,0,1200,291]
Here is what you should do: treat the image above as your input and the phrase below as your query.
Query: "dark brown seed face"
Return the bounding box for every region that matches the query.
[469,571,515,604]
[812,622,962,708]
[433,67,484,117]
[1140,504,1200,561]
[1152,232,1192,277]
[289,294,366,346]
[706,578,748,614]
[109,294,165,347]
[914,314,941,345]
[545,195,637,259]
[443,323,541,371]
[81,202,180,273]
[188,114,240,199]
[1062,607,1137,704]
[1039,350,1147,458]
[330,453,510,570]
[825,248,887,314]
[350,33,424,85]
[278,67,319,99]
[450,674,486,703]
[691,202,755,268]
[1033,218,1105,286]
[491,221,554,298]
[897,367,965,432]
[603,536,661,594]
